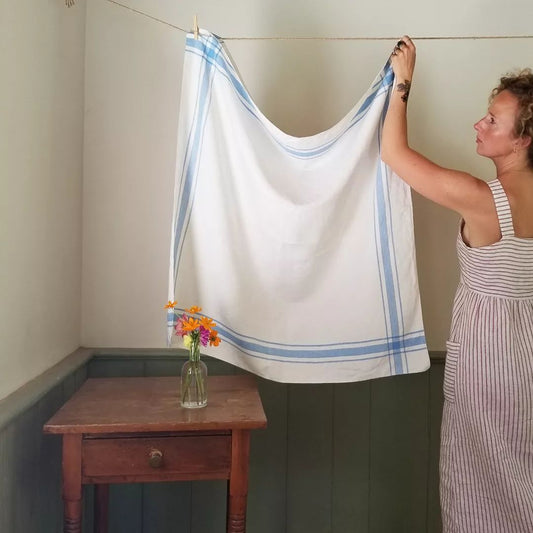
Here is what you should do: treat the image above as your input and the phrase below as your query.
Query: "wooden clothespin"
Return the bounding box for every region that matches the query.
[193,15,199,39]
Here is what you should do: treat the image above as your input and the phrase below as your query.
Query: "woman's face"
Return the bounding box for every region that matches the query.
[474,90,519,159]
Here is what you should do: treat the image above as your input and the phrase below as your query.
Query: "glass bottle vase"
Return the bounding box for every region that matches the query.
[180,341,208,408]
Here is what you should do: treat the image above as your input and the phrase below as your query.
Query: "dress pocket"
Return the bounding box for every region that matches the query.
[443,341,460,402]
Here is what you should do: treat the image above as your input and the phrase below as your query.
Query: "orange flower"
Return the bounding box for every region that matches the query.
[200,317,216,331]
[209,331,221,347]
[181,317,200,333]
[164,300,177,309]
[186,306,202,314]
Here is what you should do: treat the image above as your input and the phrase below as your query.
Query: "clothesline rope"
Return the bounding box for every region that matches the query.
[75,0,533,41]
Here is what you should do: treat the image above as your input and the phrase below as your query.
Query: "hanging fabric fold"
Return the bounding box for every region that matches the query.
[167,29,430,383]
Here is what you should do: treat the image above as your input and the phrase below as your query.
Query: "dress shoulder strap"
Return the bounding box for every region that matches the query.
[487,179,514,237]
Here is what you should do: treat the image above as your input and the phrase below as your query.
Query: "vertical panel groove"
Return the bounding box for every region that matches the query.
[426,370,432,533]
[368,381,373,533]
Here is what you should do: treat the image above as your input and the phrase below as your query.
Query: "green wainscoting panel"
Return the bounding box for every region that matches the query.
[369,372,430,533]
[0,348,91,533]
[83,486,95,532]
[88,357,145,378]
[35,386,65,530]
[142,482,193,533]
[428,361,445,532]
[191,480,228,533]
[108,484,144,533]
[248,378,289,533]
[0,349,445,533]
[0,428,8,532]
[142,481,193,533]
[331,380,371,532]
[0,383,67,533]
[286,384,334,533]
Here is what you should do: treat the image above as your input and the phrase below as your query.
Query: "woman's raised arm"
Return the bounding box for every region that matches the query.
[380,36,490,216]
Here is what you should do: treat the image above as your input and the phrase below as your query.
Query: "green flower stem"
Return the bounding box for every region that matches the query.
[190,336,200,363]
[181,336,206,405]
[195,365,205,397]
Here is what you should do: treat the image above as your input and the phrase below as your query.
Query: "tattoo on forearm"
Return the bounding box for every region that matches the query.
[396,80,411,103]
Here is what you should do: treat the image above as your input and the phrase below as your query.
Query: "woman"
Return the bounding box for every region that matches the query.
[382,37,533,532]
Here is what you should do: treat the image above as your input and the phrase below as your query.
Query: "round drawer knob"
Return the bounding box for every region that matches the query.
[148,448,163,468]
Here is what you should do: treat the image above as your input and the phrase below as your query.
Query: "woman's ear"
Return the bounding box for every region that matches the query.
[520,135,532,149]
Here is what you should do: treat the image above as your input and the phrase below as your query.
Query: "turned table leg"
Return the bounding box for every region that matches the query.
[62,434,83,533]
[227,430,251,533]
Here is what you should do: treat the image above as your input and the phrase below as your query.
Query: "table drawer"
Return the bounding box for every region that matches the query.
[82,434,231,482]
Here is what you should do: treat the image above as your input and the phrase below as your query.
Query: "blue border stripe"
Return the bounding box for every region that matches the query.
[221,337,427,365]
[169,309,426,362]
[376,160,402,367]
[219,326,427,359]
[374,63,406,374]
[172,39,219,277]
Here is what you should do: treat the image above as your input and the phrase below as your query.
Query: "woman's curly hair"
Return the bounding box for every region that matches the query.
[491,68,533,167]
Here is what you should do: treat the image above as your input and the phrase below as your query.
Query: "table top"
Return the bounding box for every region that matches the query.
[43,375,267,435]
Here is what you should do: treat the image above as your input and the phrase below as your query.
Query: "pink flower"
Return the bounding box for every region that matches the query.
[199,326,210,346]
[174,314,187,337]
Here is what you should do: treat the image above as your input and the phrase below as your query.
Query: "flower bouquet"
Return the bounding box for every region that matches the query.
[165,301,220,408]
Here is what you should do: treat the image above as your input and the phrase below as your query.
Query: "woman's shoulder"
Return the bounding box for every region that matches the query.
[501,171,533,238]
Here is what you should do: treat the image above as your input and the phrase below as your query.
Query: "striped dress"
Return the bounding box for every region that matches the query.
[440,179,533,532]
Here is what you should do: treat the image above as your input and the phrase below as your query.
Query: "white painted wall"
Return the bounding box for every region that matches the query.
[0,1,86,400]
[81,0,533,351]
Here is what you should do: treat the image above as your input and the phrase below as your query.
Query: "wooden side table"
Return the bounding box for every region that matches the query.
[43,375,267,533]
